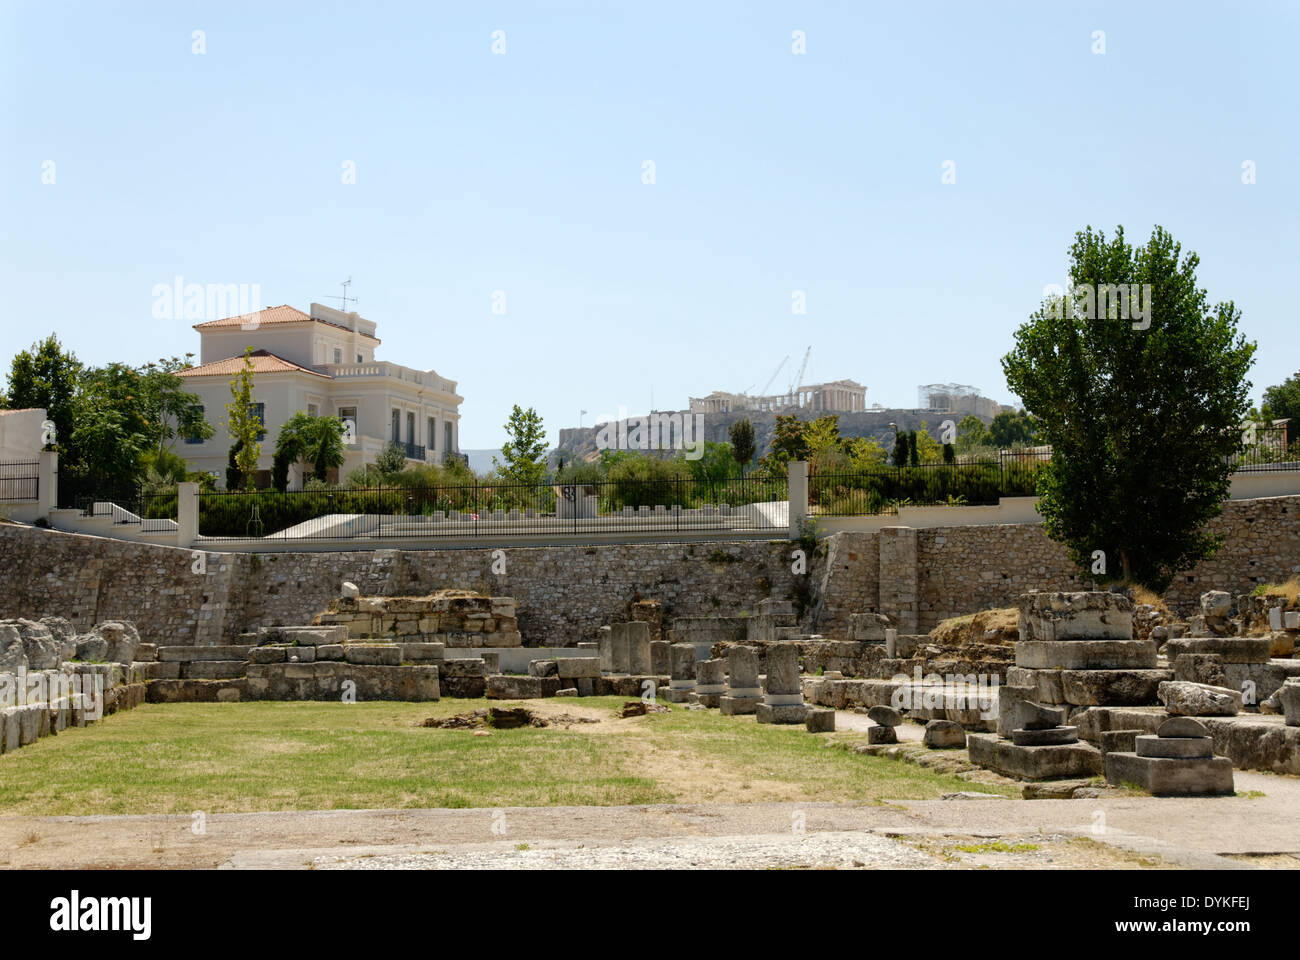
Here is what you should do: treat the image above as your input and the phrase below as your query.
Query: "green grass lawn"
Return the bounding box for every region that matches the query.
[0,697,1010,815]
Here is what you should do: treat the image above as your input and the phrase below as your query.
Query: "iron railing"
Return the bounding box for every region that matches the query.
[0,460,38,501]
[194,475,789,540]
[810,451,1050,516]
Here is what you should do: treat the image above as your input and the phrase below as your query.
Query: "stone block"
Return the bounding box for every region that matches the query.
[967,732,1104,780]
[1006,666,1066,705]
[1157,681,1241,717]
[755,702,808,724]
[528,659,557,678]
[867,725,898,744]
[181,660,247,680]
[718,695,759,715]
[805,708,835,732]
[1105,752,1234,796]
[1017,591,1133,642]
[436,659,485,678]
[1173,653,1226,687]
[1059,669,1173,706]
[248,647,287,664]
[923,719,966,748]
[344,644,401,666]
[317,644,345,660]
[399,643,445,662]
[1163,637,1271,664]
[1099,728,1141,754]
[157,645,252,662]
[486,675,543,700]
[1015,640,1157,670]
[555,657,600,679]
[1277,680,1300,727]
[1135,735,1213,759]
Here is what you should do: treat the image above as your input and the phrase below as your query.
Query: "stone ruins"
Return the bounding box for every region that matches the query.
[5,568,1300,801]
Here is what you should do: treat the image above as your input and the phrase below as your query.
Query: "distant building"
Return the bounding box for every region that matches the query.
[917,383,1006,420]
[176,303,462,487]
[690,379,866,415]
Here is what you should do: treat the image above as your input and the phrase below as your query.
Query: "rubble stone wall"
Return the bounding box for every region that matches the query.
[2,494,1295,645]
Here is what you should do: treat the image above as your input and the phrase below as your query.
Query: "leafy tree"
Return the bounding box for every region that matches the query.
[942,443,955,464]
[769,415,809,463]
[804,415,841,459]
[1,334,81,451]
[1260,372,1300,425]
[955,415,991,454]
[1002,224,1256,588]
[845,436,887,470]
[224,348,262,490]
[494,405,548,486]
[907,430,919,467]
[273,412,346,490]
[680,440,735,483]
[226,440,245,490]
[139,355,212,456]
[915,422,943,463]
[891,430,908,466]
[989,409,1037,447]
[728,419,756,474]
[375,442,408,477]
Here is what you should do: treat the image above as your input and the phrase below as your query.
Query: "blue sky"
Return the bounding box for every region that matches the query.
[2,0,1296,448]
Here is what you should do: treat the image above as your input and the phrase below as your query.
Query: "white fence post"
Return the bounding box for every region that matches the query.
[788,460,808,539]
[177,482,199,547]
[38,449,57,520]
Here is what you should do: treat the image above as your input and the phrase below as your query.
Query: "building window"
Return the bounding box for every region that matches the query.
[391,409,400,443]
[406,411,415,445]
[307,403,318,417]
[444,421,453,454]
[338,406,357,443]
[250,402,265,441]
[428,417,437,450]
[333,348,342,364]
[356,353,362,363]
[185,406,205,444]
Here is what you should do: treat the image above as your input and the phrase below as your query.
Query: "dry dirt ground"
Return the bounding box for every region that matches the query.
[3,701,1298,871]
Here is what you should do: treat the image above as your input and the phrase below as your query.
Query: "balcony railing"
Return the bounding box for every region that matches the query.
[389,440,426,461]
[316,362,458,395]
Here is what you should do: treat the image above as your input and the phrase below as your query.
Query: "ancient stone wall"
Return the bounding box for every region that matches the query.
[0,527,807,646]
[1,494,1295,645]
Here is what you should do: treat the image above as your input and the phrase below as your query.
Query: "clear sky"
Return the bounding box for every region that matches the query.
[2,1,1296,448]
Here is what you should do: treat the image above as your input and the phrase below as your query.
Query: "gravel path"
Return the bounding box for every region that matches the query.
[313,831,936,870]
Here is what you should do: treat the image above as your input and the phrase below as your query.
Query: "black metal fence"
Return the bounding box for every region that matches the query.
[195,475,790,541]
[810,451,1050,516]
[1232,427,1299,472]
[0,460,38,501]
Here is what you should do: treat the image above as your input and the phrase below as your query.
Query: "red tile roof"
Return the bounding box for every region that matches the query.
[194,304,378,340]
[175,350,332,379]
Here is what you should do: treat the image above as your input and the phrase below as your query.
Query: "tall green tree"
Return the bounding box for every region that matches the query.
[139,355,212,457]
[273,412,347,490]
[989,409,1037,447]
[1002,224,1256,588]
[224,348,262,490]
[728,419,756,474]
[494,405,548,486]
[1260,372,1300,426]
[955,414,992,455]
[1,334,81,450]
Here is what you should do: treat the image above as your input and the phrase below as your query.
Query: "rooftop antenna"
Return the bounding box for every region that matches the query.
[323,277,358,313]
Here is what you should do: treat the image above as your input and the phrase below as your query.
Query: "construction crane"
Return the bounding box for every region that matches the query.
[787,346,811,401]
[746,356,788,398]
